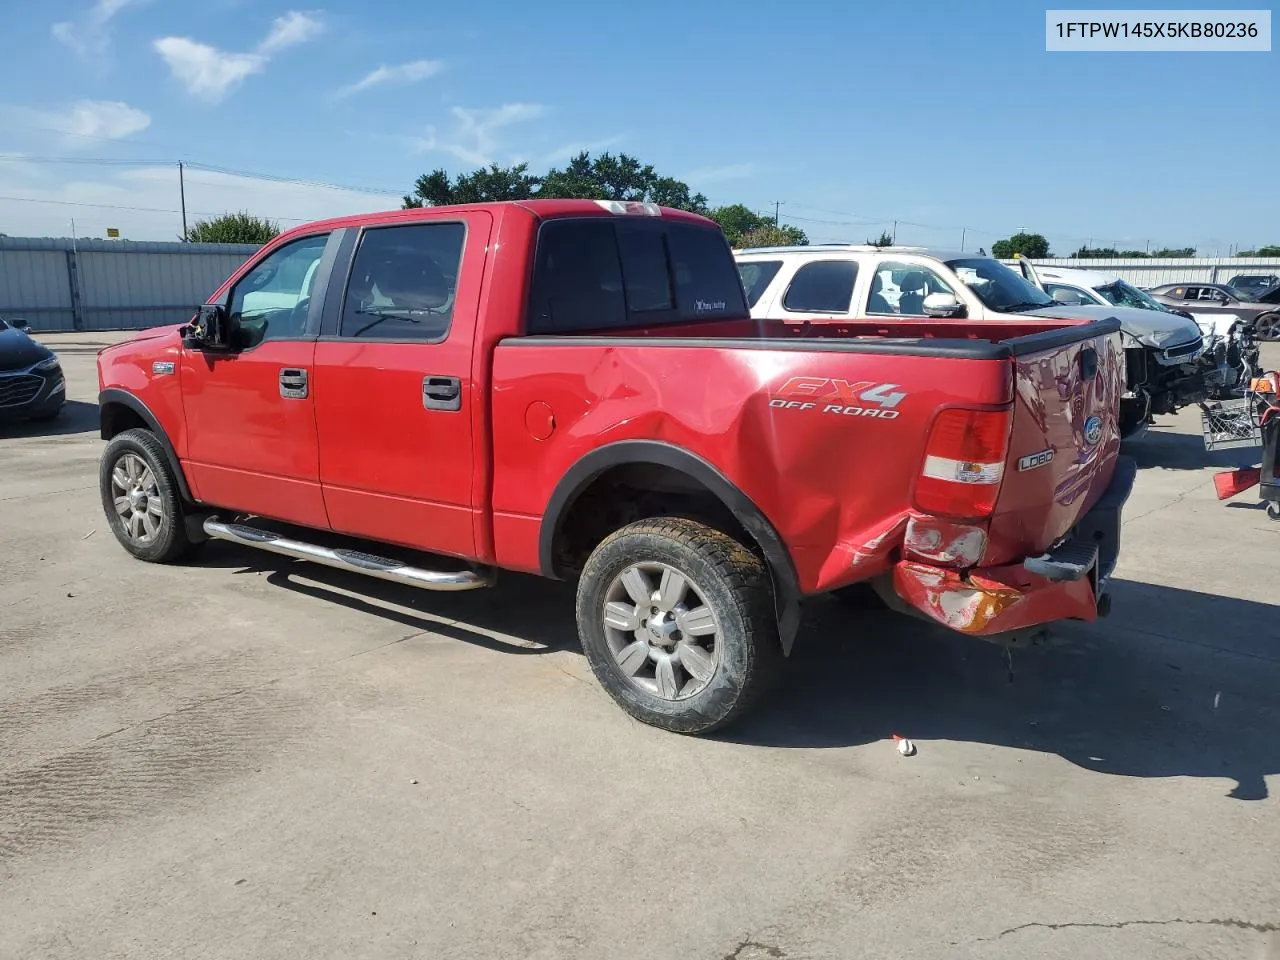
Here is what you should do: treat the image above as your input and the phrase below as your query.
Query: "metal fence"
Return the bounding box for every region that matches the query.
[0,237,260,332]
[1014,257,1280,289]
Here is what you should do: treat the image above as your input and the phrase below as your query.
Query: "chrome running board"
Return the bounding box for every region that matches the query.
[202,519,495,592]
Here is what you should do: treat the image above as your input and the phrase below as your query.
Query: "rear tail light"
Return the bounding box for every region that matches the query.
[914,407,1013,518]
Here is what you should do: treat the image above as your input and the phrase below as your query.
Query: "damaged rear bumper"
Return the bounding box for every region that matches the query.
[886,456,1137,639]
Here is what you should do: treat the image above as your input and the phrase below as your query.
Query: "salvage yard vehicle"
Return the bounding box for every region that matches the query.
[735,244,1251,438]
[0,315,65,423]
[1149,282,1280,342]
[98,200,1134,734]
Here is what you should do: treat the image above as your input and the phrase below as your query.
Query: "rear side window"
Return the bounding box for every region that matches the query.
[737,260,783,307]
[782,260,857,313]
[527,218,747,334]
[340,222,466,340]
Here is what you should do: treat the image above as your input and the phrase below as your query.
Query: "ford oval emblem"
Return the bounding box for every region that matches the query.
[1083,415,1103,446]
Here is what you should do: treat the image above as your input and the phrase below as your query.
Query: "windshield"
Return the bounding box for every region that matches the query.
[1095,280,1168,311]
[945,258,1055,312]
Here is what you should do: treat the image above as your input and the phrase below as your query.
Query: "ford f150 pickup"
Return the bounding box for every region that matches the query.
[98,199,1135,734]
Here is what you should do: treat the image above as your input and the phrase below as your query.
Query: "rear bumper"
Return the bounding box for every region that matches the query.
[890,456,1137,638]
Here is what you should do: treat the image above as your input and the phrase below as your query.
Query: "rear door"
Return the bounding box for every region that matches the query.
[311,212,492,559]
[180,230,339,527]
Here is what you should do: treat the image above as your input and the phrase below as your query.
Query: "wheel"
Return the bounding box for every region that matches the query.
[1256,314,1280,342]
[99,428,194,562]
[575,517,782,735]
[1267,501,1280,522]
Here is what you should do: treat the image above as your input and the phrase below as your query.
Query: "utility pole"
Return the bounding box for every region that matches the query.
[891,220,897,243]
[960,227,966,251]
[773,200,782,226]
[178,161,188,240]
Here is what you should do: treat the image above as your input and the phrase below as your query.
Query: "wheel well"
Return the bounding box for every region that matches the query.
[100,401,148,440]
[551,463,758,577]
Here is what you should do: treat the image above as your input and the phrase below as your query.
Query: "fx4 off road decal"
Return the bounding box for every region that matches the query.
[769,377,906,420]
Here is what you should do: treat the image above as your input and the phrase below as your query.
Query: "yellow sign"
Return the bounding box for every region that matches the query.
[106,227,120,238]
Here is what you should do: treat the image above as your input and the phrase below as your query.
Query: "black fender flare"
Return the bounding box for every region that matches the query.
[539,440,802,654]
[99,388,194,503]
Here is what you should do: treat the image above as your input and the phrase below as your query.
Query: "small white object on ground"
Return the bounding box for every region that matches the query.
[894,737,916,757]
[409,779,419,785]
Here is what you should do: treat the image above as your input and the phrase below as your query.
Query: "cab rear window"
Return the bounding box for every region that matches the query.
[527,217,748,334]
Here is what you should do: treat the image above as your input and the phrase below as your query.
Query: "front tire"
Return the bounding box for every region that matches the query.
[575,518,782,735]
[1255,313,1280,342]
[100,428,193,563]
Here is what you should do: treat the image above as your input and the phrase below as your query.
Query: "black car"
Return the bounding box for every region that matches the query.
[0,316,66,422]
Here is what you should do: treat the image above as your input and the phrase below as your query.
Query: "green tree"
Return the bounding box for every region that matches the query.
[403,163,537,207]
[1151,247,1196,257]
[991,232,1050,259]
[1071,246,1119,258]
[185,211,279,244]
[707,203,806,247]
[402,152,710,214]
[867,231,894,248]
[735,224,808,249]
[1234,246,1280,257]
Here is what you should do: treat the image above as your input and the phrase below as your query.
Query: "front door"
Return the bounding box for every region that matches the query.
[312,213,491,559]
[181,231,336,528]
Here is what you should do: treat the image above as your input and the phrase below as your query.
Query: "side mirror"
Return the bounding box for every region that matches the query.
[922,292,967,318]
[10,317,29,330]
[184,304,236,351]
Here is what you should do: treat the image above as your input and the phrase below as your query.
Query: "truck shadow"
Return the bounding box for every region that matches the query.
[190,542,1279,800]
[729,579,1280,801]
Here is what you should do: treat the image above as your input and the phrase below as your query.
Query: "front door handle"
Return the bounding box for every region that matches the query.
[280,368,309,399]
[423,375,462,412]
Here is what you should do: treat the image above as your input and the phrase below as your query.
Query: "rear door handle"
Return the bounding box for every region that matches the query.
[280,368,309,399]
[423,375,462,412]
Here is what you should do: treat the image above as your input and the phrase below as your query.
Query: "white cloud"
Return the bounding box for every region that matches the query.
[683,163,757,185]
[52,0,138,61]
[257,11,325,54]
[337,59,446,97]
[0,162,395,240]
[51,100,151,141]
[411,103,546,166]
[153,37,266,103]
[154,11,324,103]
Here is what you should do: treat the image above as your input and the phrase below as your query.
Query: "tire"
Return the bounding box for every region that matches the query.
[1267,501,1280,522]
[1255,314,1280,342]
[575,517,782,735]
[100,428,194,563]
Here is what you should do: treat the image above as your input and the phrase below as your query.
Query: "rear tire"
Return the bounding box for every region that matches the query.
[1255,313,1280,342]
[575,517,782,735]
[100,428,194,563]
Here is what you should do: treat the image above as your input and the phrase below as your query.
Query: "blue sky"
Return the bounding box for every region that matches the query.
[0,0,1276,253]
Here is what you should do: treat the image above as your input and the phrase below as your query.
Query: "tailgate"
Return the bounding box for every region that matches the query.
[985,319,1125,564]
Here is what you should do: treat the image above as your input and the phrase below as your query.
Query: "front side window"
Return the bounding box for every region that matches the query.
[229,233,329,347]
[867,260,955,315]
[945,257,1055,313]
[340,222,466,340]
[737,260,783,307]
[782,260,857,313]
[527,218,747,334]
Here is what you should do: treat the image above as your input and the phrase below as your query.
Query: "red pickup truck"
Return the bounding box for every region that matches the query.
[97,199,1134,734]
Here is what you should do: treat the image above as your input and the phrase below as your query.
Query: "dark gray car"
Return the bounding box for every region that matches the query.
[1149,282,1280,341]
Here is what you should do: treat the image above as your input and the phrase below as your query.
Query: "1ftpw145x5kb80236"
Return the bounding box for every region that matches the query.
[96,199,1135,734]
